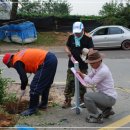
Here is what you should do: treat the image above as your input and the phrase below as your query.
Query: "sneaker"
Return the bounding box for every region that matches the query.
[62,102,71,109]
[80,102,86,108]
[86,114,104,124]
[103,107,115,118]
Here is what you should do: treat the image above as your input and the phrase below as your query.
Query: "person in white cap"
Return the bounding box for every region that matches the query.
[77,50,117,123]
[62,21,94,108]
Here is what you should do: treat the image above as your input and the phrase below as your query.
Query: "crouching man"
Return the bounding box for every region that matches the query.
[77,50,117,123]
[2,48,58,116]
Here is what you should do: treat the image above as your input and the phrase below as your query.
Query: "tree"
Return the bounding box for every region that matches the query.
[99,0,130,27]
[99,0,120,17]
[18,0,71,17]
[18,0,45,16]
[43,0,71,16]
[10,0,18,19]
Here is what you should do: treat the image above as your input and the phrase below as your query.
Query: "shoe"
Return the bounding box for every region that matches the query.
[86,114,104,124]
[62,98,71,109]
[20,108,37,116]
[20,94,39,116]
[62,101,71,108]
[103,107,115,118]
[80,96,86,108]
[80,102,86,108]
[38,103,47,110]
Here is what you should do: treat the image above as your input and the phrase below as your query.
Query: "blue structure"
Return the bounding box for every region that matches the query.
[0,21,37,44]
[0,25,9,40]
[15,125,35,130]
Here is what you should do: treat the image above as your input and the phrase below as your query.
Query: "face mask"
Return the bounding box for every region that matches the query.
[74,33,83,47]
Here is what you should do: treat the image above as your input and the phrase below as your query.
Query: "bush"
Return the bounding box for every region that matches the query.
[0,69,11,104]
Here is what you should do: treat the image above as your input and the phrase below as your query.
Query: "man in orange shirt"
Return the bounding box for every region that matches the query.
[2,48,58,116]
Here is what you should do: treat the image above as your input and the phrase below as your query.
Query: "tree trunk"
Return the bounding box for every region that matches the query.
[10,0,18,20]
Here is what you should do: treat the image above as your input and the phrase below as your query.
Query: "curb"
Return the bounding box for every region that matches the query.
[0,49,20,54]
[0,46,65,54]
[0,49,65,55]
[14,82,66,87]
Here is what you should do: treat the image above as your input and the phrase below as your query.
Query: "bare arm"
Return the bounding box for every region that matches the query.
[64,46,72,57]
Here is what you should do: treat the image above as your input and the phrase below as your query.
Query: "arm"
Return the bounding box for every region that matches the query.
[77,70,87,79]
[84,70,106,86]
[64,45,71,57]
[14,61,28,90]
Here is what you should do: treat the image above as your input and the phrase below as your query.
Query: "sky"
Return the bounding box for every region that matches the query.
[67,0,123,15]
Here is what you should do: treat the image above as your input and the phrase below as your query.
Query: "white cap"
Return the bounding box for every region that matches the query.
[72,22,84,33]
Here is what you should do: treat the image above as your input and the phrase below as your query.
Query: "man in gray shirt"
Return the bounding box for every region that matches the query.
[78,50,117,123]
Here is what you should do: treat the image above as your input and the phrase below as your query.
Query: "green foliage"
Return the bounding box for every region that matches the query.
[18,0,44,15]
[99,1,120,17]
[99,0,130,27]
[3,93,17,103]
[0,69,9,104]
[18,0,71,17]
[0,69,16,104]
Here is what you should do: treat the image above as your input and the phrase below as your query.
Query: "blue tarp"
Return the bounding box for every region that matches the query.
[0,21,37,44]
[15,125,35,130]
[0,25,9,40]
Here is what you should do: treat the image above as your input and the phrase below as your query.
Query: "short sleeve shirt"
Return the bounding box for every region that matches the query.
[66,34,94,70]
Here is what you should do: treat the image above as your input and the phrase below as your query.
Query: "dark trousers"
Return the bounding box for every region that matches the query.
[30,52,58,106]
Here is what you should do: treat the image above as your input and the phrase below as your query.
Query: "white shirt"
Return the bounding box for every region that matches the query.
[84,63,117,99]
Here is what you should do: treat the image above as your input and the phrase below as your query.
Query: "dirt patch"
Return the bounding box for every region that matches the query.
[2,100,29,114]
[0,83,65,127]
[0,113,17,127]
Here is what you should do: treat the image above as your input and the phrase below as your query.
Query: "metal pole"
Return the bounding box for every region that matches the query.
[74,61,80,111]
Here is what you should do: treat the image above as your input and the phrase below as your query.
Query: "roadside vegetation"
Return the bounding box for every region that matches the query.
[0,68,17,105]
[0,32,69,46]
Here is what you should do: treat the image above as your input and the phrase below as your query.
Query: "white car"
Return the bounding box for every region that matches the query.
[89,25,130,50]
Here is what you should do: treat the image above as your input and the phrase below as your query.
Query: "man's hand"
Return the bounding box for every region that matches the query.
[20,90,25,97]
[77,71,84,78]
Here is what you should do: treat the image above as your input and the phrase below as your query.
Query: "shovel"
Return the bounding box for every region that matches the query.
[15,95,23,114]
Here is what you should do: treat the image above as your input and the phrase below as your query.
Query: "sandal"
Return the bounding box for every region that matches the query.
[103,107,115,118]
[86,114,104,124]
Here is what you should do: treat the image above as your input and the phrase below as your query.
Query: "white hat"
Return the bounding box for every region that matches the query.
[73,22,84,33]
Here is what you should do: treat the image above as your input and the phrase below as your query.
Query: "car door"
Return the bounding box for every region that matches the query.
[91,27,110,47]
[107,27,124,47]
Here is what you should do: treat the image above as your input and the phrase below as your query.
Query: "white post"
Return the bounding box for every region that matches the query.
[70,56,81,114]
[74,61,80,109]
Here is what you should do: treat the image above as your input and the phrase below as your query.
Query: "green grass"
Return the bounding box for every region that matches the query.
[35,32,57,46]
[0,31,67,46]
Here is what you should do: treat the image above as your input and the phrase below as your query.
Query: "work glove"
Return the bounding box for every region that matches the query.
[20,90,26,97]
[80,48,89,63]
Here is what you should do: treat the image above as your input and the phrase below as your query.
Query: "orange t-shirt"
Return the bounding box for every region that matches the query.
[12,48,48,73]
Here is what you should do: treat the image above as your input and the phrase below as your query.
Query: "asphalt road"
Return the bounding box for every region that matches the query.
[0,49,130,128]
[0,49,130,88]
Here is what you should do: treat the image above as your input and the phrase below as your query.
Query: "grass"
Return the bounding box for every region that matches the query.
[0,31,69,47]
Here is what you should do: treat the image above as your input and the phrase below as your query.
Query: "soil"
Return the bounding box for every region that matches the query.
[0,83,65,127]
[0,113,17,127]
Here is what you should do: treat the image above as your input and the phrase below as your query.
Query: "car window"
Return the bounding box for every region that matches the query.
[93,28,108,36]
[108,27,124,34]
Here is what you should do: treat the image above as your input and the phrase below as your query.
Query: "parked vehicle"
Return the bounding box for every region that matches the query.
[89,25,130,50]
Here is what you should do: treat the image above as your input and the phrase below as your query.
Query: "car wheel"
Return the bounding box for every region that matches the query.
[121,40,130,50]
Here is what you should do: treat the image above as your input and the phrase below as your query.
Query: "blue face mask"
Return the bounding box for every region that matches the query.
[74,33,83,47]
